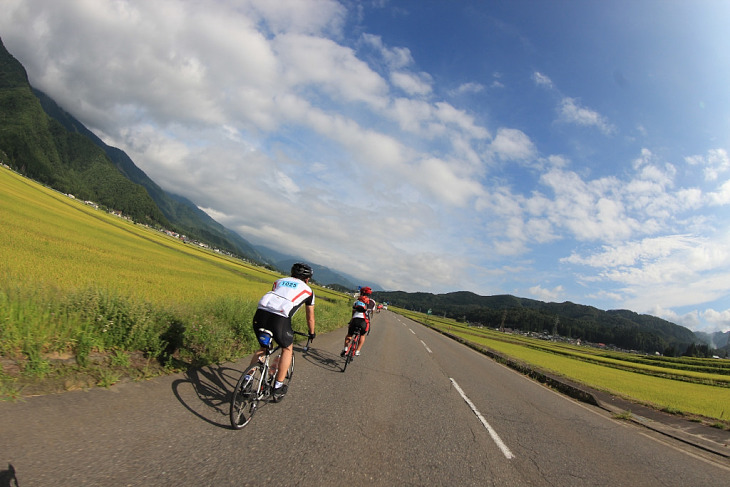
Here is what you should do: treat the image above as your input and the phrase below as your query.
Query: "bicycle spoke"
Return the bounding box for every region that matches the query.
[230,365,261,429]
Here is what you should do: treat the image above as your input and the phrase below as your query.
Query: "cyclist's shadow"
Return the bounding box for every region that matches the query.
[171,362,244,429]
[173,343,340,428]
[298,343,343,373]
[0,463,19,487]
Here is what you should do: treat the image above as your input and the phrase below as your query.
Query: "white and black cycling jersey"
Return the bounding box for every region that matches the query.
[257,276,314,318]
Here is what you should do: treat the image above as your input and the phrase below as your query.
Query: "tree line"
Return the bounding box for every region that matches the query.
[374,290,705,356]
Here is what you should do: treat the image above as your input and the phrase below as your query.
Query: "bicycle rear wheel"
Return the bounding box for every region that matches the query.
[230,364,262,429]
[342,334,358,372]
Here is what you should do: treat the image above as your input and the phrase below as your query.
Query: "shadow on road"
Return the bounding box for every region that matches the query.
[0,463,19,487]
[172,343,341,428]
[172,364,241,429]
[297,343,344,373]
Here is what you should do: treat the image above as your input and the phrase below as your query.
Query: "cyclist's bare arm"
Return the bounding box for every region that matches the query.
[305,305,315,336]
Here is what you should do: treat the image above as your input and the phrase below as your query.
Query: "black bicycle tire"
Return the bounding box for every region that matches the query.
[342,341,350,372]
[230,364,261,430]
[343,333,359,371]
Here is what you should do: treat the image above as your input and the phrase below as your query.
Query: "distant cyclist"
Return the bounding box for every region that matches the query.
[340,286,372,358]
[246,262,316,402]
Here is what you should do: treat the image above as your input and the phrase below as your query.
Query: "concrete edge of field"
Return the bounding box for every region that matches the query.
[424,324,730,460]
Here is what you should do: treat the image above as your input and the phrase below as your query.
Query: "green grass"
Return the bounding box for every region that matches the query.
[397,308,730,424]
[0,165,352,397]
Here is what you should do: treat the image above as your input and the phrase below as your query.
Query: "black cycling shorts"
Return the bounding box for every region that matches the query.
[252,309,294,348]
[348,317,369,336]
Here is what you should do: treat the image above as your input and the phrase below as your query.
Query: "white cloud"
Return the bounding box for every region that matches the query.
[274,33,389,109]
[685,148,730,181]
[489,128,536,162]
[701,309,730,333]
[562,234,730,325]
[708,179,730,205]
[559,97,615,135]
[390,70,433,96]
[532,71,614,135]
[243,0,346,35]
[449,82,486,96]
[360,33,414,69]
[412,157,485,207]
[433,102,490,139]
[533,71,554,89]
[390,97,433,134]
[562,235,701,269]
[539,169,638,242]
[529,284,564,302]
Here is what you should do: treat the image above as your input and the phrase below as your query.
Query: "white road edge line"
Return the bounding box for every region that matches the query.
[420,340,432,353]
[409,328,416,334]
[450,378,515,460]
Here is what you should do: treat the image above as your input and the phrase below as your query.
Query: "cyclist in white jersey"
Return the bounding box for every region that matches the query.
[247,263,316,401]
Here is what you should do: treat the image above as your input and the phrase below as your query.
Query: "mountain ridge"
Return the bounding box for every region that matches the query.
[0,37,167,226]
[31,87,266,264]
[252,244,383,290]
[374,290,725,356]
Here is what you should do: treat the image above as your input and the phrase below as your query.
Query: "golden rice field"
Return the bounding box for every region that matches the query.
[1,164,349,307]
[395,308,730,424]
[0,165,352,396]
[2,165,293,305]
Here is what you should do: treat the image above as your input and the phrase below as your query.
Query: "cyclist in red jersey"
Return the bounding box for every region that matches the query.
[246,263,316,402]
[340,286,372,358]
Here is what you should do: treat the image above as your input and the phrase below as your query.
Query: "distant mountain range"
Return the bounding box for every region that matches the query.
[252,245,382,291]
[374,290,729,356]
[0,36,371,291]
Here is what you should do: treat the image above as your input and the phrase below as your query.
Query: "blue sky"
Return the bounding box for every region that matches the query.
[2,0,729,332]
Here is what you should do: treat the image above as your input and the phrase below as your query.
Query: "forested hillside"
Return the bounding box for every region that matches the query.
[0,37,269,263]
[31,88,266,263]
[374,290,700,355]
[0,38,168,226]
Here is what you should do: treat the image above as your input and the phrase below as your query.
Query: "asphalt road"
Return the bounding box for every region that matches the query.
[2,310,729,486]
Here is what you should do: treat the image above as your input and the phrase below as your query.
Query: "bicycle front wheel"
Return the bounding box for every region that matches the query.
[230,365,261,430]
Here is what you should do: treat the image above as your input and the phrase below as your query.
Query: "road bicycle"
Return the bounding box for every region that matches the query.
[342,329,362,372]
[230,330,312,430]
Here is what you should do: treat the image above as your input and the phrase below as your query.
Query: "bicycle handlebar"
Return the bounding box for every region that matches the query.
[293,330,314,351]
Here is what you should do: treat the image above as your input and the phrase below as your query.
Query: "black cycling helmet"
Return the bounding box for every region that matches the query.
[291,262,313,280]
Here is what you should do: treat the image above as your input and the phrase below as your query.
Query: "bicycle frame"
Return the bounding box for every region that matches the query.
[342,331,361,372]
[230,331,311,429]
